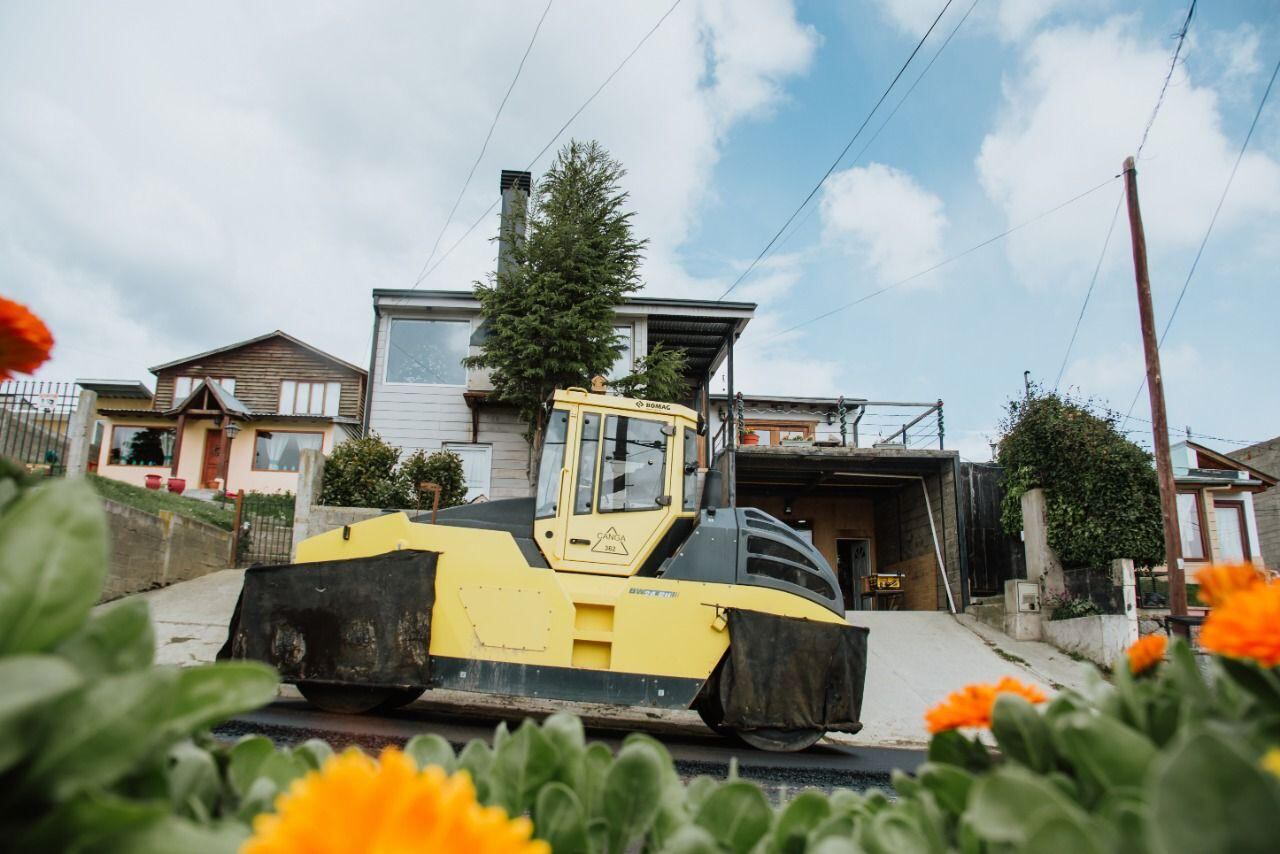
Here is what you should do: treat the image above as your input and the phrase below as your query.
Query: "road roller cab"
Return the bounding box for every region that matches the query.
[223,388,868,751]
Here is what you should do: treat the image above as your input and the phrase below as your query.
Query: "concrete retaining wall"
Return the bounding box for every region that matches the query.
[1042,614,1134,669]
[101,499,233,601]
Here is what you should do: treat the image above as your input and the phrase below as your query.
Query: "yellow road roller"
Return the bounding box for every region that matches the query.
[223,388,868,751]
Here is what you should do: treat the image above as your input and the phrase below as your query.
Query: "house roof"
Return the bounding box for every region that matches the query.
[166,378,252,417]
[148,330,367,376]
[75,379,154,401]
[1178,440,1277,489]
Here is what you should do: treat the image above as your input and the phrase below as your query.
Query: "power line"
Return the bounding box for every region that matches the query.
[408,0,686,291]
[732,0,982,287]
[716,0,957,300]
[1054,0,1195,390]
[1120,52,1280,427]
[409,0,555,289]
[760,175,1119,342]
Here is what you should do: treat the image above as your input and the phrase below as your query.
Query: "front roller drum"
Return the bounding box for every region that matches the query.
[296,682,424,714]
[696,667,825,753]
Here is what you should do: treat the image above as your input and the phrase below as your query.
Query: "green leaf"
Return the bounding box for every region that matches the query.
[11,789,168,852]
[404,733,456,773]
[1217,657,1280,713]
[227,736,277,797]
[658,824,723,854]
[1051,710,1156,799]
[0,654,83,773]
[693,780,772,854]
[574,742,614,820]
[236,776,280,823]
[458,738,494,803]
[925,730,991,771]
[990,693,1055,773]
[810,839,865,854]
[602,741,665,854]
[917,763,974,817]
[19,666,181,800]
[253,750,309,792]
[534,782,591,854]
[543,711,586,755]
[0,479,108,654]
[863,810,935,854]
[1149,729,1280,854]
[770,790,831,854]
[810,812,856,844]
[167,742,221,820]
[1023,812,1108,854]
[963,765,1087,845]
[93,816,249,854]
[291,738,334,772]
[491,719,558,816]
[154,662,279,744]
[55,598,155,676]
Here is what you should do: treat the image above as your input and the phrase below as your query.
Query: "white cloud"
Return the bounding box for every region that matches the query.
[1061,341,1203,403]
[1199,24,1263,92]
[820,163,947,283]
[0,0,817,382]
[976,18,1280,291]
[872,0,1071,43]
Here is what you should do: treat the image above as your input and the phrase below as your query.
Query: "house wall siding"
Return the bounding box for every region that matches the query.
[1230,438,1280,570]
[153,337,365,420]
[367,313,532,499]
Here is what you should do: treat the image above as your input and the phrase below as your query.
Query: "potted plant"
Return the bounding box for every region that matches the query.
[740,428,759,446]
[144,474,162,490]
[167,477,186,495]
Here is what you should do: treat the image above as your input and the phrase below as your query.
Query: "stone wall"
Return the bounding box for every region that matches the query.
[101,499,233,601]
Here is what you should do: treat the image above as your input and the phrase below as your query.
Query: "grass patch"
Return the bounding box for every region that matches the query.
[89,474,235,531]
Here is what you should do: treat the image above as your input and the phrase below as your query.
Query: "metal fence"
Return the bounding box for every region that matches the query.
[231,490,295,566]
[0,380,79,476]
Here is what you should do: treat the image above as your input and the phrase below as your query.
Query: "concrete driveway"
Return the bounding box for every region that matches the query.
[114,571,1094,749]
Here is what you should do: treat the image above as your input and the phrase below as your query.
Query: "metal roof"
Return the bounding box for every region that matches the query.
[75,380,153,400]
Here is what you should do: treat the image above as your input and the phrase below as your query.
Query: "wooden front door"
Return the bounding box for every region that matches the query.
[201,429,225,488]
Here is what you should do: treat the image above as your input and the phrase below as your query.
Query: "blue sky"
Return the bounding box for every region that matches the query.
[6,0,1278,461]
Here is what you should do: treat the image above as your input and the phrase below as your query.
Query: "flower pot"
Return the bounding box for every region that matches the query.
[167,477,186,495]
[144,474,163,490]
[740,433,759,446]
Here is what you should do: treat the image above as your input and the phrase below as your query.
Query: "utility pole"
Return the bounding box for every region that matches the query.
[1123,155,1187,619]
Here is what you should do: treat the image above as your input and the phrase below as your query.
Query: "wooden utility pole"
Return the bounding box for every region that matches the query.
[1123,156,1187,618]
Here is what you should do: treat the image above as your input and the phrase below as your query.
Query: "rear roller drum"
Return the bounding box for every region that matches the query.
[698,663,826,752]
[297,682,422,714]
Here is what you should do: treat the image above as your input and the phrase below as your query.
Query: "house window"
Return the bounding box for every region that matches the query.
[109,426,176,466]
[598,415,668,513]
[253,430,323,472]
[279,381,341,416]
[173,376,235,402]
[385,319,469,385]
[1176,491,1207,561]
[607,324,635,379]
[744,421,815,447]
[1213,501,1250,562]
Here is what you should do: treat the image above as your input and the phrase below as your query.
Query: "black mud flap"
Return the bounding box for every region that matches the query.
[721,609,869,733]
[218,550,438,688]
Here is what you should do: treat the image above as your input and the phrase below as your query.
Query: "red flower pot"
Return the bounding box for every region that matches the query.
[144,474,163,490]
[741,432,760,446]
[167,478,186,495]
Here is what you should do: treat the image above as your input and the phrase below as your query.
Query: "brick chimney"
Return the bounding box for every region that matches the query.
[497,170,531,278]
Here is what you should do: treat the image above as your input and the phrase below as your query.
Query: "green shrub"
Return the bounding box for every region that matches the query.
[997,386,1164,569]
[401,448,468,509]
[318,433,410,509]
[1047,593,1103,621]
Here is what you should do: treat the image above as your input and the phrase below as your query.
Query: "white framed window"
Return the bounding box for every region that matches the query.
[279,380,342,416]
[444,443,492,502]
[385,319,469,385]
[607,324,635,379]
[173,376,235,402]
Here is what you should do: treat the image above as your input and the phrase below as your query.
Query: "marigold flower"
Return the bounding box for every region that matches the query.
[1126,634,1167,675]
[1200,580,1280,669]
[0,297,54,380]
[924,676,1048,734]
[242,747,549,854]
[1195,562,1265,608]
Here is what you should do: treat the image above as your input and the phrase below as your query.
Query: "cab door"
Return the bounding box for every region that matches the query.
[561,410,674,574]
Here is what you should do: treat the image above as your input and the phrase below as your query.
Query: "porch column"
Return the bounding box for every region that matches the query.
[171,413,186,477]
[219,416,232,488]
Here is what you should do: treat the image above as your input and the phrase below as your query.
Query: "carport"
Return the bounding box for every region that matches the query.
[733,445,966,613]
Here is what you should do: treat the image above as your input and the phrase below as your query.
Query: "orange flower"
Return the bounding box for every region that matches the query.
[0,297,54,380]
[243,747,549,854]
[925,676,1048,734]
[1126,634,1167,675]
[1195,562,1265,608]
[1200,579,1280,669]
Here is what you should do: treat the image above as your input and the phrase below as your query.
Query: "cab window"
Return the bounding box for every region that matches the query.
[598,415,668,512]
[574,413,601,514]
[535,409,569,518]
[682,428,698,511]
